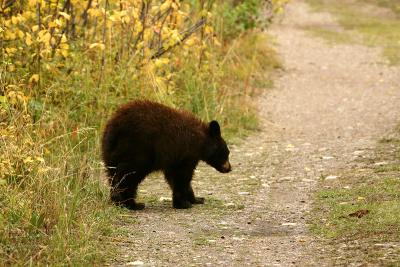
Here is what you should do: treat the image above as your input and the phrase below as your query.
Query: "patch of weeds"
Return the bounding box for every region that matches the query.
[204,196,244,211]
[312,177,400,240]
[379,137,400,144]
[311,126,400,265]
[191,231,222,247]
[305,0,400,64]
[305,26,358,45]
[364,0,400,17]
[193,237,215,246]
[375,164,400,173]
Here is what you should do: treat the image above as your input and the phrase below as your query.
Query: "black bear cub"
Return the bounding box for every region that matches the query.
[102,100,231,210]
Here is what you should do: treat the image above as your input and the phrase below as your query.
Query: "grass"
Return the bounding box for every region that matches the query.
[312,178,400,239]
[311,130,400,264]
[305,0,400,64]
[1,7,279,267]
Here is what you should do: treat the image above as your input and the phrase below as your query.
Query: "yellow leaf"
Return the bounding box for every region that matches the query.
[60,43,69,50]
[89,43,105,50]
[60,49,69,57]
[25,34,33,46]
[150,5,159,14]
[11,16,19,25]
[39,31,51,44]
[50,37,57,46]
[5,47,18,55]
[17,29,25,39]
[122,16,131,24]
[58,12,71,20]
[28,0,38,7]
[154,58,169,68]
[24,157,34,164]
[88,8,103,17]
[32,25,39,32]
[160,0,171,12]
[55,19,62,27]
[61,34,67,43]
[185,37,196,46]
[7,65,16,72]
[213,37,221,47]
[35,157,45,163]
[109,14,120,22]
[48,21,58,28]
[29,74,40,83]
[204,25,213,34]
[5,30,16,40]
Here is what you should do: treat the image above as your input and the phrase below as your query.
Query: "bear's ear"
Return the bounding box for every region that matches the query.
[209,120,221,137]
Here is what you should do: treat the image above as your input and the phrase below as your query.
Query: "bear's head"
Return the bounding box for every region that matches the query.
[203,120,231,173]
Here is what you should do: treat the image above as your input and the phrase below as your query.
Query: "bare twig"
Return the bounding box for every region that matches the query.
[198,0,206,68]
[131,0,149,55]
[151,18,206,59]
[97,0,108,88]
[36,2,41,90]
[81,0,93,27]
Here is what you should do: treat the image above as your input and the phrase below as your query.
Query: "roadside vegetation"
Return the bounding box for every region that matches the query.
[312,129,400,265]
[306,1,400,264]
[0,0,284,265]
[306,0,400,64]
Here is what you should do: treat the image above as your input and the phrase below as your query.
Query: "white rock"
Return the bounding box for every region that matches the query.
[278,176,293,182]
[281,222,297,226]
[374,161,388,166]
[126,260,144,266]
[325,175,338,180]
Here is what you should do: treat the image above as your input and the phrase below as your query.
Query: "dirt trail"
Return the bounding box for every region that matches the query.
[108,1,400,266]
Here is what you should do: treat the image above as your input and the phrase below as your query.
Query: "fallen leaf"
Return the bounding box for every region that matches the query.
[349,209,369,218]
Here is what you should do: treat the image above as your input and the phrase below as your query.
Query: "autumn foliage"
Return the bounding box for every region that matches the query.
[0,0,285,265]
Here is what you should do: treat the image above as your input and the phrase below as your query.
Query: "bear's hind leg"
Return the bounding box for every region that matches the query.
[110,163,146,210]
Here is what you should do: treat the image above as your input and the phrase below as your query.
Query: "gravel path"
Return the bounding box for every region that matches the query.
[108,1,400,266]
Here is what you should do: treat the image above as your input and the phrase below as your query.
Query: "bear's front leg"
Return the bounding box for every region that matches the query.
[186,186,205,204]
[164,167,198,209]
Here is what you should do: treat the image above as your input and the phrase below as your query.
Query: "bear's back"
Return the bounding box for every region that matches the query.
[102,100,207,168]
[108,100,205,136]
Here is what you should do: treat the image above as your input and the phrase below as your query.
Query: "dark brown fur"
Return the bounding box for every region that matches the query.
[102,100,231,210]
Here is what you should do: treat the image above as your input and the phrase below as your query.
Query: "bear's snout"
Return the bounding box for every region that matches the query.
[220,160,232,173]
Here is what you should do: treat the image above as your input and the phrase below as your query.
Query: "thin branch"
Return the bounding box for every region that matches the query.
[81,0,93,27]
[151,18,206,59]
[36,2,41,90]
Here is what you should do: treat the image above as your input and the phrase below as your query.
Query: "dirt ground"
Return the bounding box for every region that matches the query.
[108,1,400,266]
